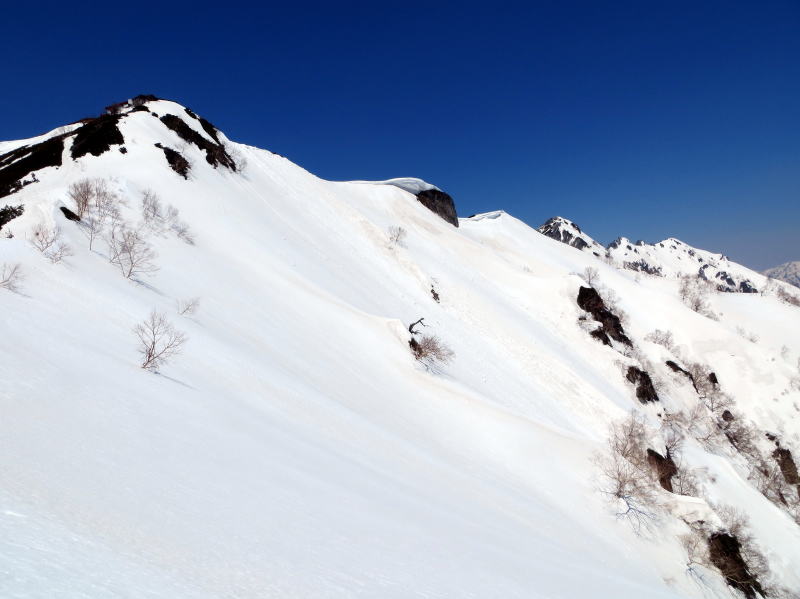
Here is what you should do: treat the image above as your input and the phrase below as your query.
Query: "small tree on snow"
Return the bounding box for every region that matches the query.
[134,310,187,370]
[68,179,94,218]
[0,263,23,292]
[108,226,158,279]
[388,226,407,248]
[582,266,600,286]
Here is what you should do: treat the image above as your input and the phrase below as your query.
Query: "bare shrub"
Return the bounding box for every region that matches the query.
[31,222,59,252]
[581,266,599,286]
[177,297,200,316]
[678,274,716,318]
[134,310,187,371]
[596,413,661,532]
[68,179,94,217]
[0,263,23,292]
[388,225,407,248]
[644,329,675,351]
[31,223,72,264]
[410,334,454,368]
[141,190,193,244]
[108,226,158,279]
[46,241,73,264]
[83,215,103,250]
[735,326,759,344]
[776,286,800,307]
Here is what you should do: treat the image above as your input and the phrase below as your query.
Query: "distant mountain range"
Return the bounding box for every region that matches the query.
[764,261,800,288]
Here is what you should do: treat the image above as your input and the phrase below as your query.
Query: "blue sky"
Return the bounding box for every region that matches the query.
[2,0,798,269]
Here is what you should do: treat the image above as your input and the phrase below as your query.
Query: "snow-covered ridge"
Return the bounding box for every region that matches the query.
[1,96,799,598]
[538,217,765,293]
[349,177,441,194]
[765,261,800,289]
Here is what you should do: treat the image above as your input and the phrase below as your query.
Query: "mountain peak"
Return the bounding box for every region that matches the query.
[537,216,607,256]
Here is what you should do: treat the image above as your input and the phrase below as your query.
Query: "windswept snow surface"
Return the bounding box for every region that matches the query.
[2,102,800,598]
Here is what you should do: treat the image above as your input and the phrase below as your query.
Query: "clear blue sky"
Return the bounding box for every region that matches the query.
[3,0,798,269]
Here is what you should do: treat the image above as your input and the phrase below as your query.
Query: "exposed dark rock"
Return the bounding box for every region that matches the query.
[0,135,66,198]
[646,449,677,492]
[590,328,611,346]
[431,286,440,303]
[155,143,191,179]
[665,360,698,392]
[626,366,659,403]
[721,409,735,422]
[707,533,764,599]
[415,188,458,227]
[577,286,632,346]
[71,114,124,159]
[623,259,663,276]
[130,105,150,113]
[739,280,758,293]
[131,94,158,106]
[198,117,222,143]
[59,206,80,221]
[708,372,719,387]
[159,114,236,170]
[185,107,199,120]
[0,204,24,231]
[541,217,592,250]
[773,447,800,485]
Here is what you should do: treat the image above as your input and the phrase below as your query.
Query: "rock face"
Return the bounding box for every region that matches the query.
[576,286,632,347]
[773,447,800,485]
[626,366,659,403]
[415,188,458,227]
[538,217,605,255]
[646,449,677,492]
[708,533,765,599]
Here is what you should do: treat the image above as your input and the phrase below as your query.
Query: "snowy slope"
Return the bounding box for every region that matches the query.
[2,97,800,598]
[765,261,800,289]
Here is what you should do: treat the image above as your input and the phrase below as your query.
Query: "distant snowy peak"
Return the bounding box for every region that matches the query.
[764,261,800,289]
[537,216,607,256]
[538,216,763,293]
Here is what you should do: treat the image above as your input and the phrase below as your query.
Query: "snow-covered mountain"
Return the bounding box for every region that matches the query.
[765,261,800,289]
[2,96,800,599]
[538,217,765,293]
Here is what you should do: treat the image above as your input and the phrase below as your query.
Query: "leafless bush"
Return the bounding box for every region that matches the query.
[678,274,717,318]
[581,266,599,286]
[0,263,23,292]
[410,334,454,368]
[46,241,73,264]
[134,310,187,371]
[735,326,759,344]
[177,297,200,316]
[31,222,59,252]
[776,286,800,307]
[83,215,103,250]
[225,142,247,172]
[595,413,661,532]
[141,190,194,244]
[388,225,407,248]
[68,179,94,217]
[31,223,72,263]
[108,226,158,279]
[644,329,675,351]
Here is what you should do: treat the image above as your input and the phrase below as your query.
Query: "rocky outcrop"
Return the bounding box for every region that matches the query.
[707,533,764,599]
[626,366,659,403]
[773,447,799,485]
[577,286,632,347]
[159,114,236,171]
[539,217,604,255]
[0,134,66,198]
[71,114,125,159]
[0,204,24,231]
[646,449,677,492]
[665,360,698,392]
[415,189,458,227]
